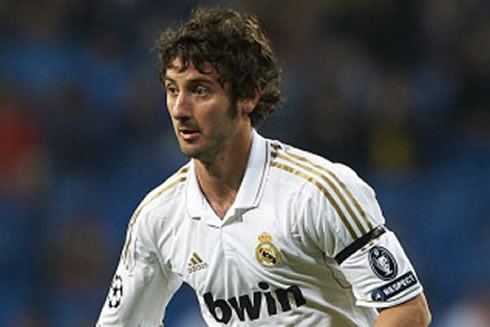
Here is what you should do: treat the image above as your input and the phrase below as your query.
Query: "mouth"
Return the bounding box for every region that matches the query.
[178,127,200,141]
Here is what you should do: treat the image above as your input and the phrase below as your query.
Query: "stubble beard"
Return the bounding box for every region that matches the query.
[178,101,239,165]
[180,130,227,165]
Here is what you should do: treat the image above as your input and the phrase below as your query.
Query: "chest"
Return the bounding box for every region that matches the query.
[165,201,325,299]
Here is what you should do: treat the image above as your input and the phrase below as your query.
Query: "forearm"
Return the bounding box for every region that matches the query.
[375,293,431,327]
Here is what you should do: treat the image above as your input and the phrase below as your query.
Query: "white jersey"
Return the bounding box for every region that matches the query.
[97,131,423,326]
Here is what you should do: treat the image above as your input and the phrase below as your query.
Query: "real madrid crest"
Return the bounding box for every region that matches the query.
[256,232,280,267]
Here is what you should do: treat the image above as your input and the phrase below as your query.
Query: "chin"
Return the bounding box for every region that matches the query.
[179,143,203,159]
[179,147,198,158]
[181,145,220,164]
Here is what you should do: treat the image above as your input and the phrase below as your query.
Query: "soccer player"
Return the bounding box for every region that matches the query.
[97,6,431,327]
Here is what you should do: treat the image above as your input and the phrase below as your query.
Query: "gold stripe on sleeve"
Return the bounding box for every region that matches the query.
[270,161,358,240]
[273,152,368,236]
[123,167,188,260]
[281,151,373,231]
[130,167,189,225]
[135,176,187,218]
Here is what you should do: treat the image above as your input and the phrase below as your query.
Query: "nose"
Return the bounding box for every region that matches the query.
[169,92,191,120]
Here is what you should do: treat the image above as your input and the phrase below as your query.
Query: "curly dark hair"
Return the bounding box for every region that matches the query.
[156,6,282,127]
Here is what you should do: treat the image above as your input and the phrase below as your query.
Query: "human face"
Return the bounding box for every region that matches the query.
[164,58,242,163]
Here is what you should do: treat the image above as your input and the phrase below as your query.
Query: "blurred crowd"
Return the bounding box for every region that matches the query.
[1,0,489,326]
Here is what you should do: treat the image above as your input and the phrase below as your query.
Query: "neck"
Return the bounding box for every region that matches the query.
[194,126,253,218]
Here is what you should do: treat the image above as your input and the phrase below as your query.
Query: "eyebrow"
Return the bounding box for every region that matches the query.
[164,76,217,87]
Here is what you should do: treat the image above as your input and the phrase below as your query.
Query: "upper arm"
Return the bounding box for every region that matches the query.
[97,211,182,326]
[305,163,424,309]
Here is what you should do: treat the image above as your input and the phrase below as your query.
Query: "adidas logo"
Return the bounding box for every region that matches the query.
[188,252,208,274]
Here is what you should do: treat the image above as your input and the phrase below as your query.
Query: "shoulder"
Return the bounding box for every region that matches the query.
[268,138,382,230]
[267,139,385,253]
[268,139,367,197]
[129,163,190,226]
[119,164,190,267]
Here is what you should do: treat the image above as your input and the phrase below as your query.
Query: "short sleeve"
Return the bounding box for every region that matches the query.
[304,163,423,308]
[97,211,183,326]
[339,229,423,308]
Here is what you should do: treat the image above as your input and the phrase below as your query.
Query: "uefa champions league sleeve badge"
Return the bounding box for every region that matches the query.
[256,232,281,268]
[107,274,124,309]
[368,246,398,280]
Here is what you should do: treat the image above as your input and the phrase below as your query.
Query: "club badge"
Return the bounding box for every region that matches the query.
[368,246,398,280]
[256,232,280,268]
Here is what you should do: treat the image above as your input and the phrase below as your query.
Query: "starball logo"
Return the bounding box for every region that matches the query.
[204,281,306,324]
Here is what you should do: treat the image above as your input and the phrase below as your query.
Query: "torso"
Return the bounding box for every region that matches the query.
[147,139,378,326]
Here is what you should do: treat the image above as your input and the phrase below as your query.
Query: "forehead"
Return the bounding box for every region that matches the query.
[165,57,220,82]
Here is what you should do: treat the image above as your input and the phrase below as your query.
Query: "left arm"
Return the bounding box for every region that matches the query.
[305,161,430,325]
[375,293,431,327]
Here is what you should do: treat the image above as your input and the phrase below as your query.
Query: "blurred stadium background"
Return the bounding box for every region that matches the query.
[1,0,489,326]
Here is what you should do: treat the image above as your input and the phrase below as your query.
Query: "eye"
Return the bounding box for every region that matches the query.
[194,86,209,96]
[165,85,178,97]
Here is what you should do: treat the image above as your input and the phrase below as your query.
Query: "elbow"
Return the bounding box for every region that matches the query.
[405,292,432,326]
[416,306,432,326]
[377,293,432,326]
[422,304,432,326]
[416,293,432,326]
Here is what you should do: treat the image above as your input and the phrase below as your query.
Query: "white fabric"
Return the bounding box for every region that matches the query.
[97,130,422,326]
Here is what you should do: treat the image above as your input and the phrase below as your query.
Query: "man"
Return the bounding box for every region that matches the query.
[97,6,431,326]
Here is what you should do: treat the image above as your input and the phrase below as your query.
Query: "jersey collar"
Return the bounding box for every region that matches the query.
[186,129,270,226]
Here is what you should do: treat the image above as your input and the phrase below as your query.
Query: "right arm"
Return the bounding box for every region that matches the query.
[97,212,182,326]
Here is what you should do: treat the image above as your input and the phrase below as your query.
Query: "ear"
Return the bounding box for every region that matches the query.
[240,88,261,114]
